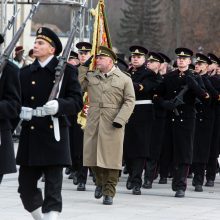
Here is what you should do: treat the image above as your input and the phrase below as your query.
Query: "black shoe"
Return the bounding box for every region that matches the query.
[65,167,71,175]
[158,177,167,184]
[94,186,103,199]
[142,180,152,189]
[68,172,73,179]
[123,166,128,174]
[77,183,86,191]
[192,179,196,186]
[187,173,193,179]
[175,190,185,198]
[132,186,141,195]
[41,174,45,182]
[195,185,203,192]
[103,195,113,205]
[71,172,78,185]
[126,180,133,190]
[205,180,214,187]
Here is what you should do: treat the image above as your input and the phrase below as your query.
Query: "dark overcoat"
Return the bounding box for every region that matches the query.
[0,61,21,174]
[16,57,83,166]
[123,65,160,159]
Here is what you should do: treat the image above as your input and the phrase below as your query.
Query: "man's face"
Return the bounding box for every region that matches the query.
[95,55,112,72]
[33,39,55,60]
[131,54,145,68]
[208,63,218,72]
[78,51,91,64]
[177,57,191,69]
[195,62,208,73]
[147,60,161,72]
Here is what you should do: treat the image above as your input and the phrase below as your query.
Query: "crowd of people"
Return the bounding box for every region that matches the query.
[0,25,220,220]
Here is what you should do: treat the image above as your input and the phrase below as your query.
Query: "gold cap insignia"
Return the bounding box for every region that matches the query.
[135,49,140,53]
[38,28,42,34]
[149,55,153,59]
[82,46,86,50]
[197,57,200,61]
[180,51,185,55]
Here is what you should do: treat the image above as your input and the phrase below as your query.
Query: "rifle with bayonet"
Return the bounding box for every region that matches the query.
[0,8,20,46]
[0,0,41,79]
[48,0,87,101]
[171,85,189,116]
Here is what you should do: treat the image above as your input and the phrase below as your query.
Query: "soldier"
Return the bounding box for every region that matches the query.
[154,48,209,197]
[142,52,165,189]
[0,61,21,184]
[205,54,220,187]
[69,42,93,191]
[68,50,79,67]
[192,53,216,192]
[16,27,83,220]
[158,52,171,76]
[82,46,135,205]
[13,46,26,68]
[123,46,161,195]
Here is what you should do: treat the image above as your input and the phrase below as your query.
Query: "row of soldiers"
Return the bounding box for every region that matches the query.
[66,42,220,199]
[1,25,220,219]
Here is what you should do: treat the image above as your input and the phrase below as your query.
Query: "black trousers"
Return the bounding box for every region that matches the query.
[172,164,189,191]
[77,166,88,184]
[0,174,3,184]
[192,162,205,186]
[18,165,63,213]
[126,158,145,187]
[206,158,217,181]
[144,159,158,183]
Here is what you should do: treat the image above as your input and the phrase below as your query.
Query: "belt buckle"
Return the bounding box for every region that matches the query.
[99,102,103,108]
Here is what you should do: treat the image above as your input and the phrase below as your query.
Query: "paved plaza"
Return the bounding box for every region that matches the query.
[1,144,220,220]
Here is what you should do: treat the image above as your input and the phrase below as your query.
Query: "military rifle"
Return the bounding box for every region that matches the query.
[0,8,20,46]
[48,0,88,101]
[171,85,189,116]
[0,0,41,79]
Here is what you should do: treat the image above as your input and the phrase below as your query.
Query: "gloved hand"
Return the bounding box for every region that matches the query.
[133,82,140,91]
[43,100,59,116]
[112,122,122,128]
[20,107,33,121]
[186,75,198,90]
[83,55,94,67]
[161,100,176,111]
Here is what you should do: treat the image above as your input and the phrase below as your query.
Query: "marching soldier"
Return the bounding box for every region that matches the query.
[205,54,220,187]
[0,61,21,184]
[82,46,135,205]
[142,52,165,189]
[69,42,93,191]
[123,46,161,195]
[192,53,216,192]
[16,27,83,220]
[154,48,209,197]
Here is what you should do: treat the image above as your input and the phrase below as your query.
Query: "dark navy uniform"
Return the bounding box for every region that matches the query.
[0,61,21,182]
[17,27,83,215]
[124,64,161,192]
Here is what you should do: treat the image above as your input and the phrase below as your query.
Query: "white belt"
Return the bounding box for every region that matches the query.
[135,100,152,105]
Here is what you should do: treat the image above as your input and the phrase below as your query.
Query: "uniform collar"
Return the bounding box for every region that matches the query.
[38,55,54,68]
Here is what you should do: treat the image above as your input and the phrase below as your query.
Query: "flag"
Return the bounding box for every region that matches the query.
[77,0,112,129]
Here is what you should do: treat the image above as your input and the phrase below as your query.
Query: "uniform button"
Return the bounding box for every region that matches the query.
[30,126,35,130]
[31,96,35,100]
[200,110,202,113]
[49,125,53,129]
[180,119,183,122]
[32,81,36,85]
[200,119,203,122]
[174,91,177,93]
[53,80,56,84]
[172,118,175,122]
[180,111,183,114]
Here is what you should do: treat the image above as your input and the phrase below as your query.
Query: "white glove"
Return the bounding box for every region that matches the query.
[20,107,33,121]
[43,100,59,116]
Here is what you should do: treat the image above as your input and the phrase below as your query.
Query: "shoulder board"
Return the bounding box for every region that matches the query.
[122,71,131,77]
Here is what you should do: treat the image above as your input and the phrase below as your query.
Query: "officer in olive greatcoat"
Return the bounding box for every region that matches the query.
[0,61,21,184]
[16,27,83,220]
[82,46,135,205]
[154,48,209,198]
